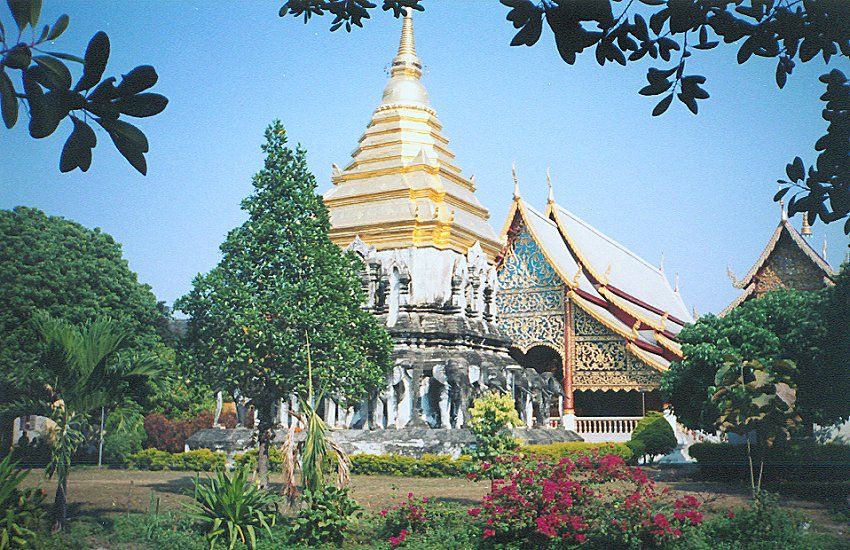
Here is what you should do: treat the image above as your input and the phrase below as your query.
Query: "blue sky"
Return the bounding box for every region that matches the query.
[1,1,846,315]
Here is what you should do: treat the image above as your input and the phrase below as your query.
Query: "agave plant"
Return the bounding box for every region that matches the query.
[279,333,351,502]
[186,465,279,550]
[0,455,46,549]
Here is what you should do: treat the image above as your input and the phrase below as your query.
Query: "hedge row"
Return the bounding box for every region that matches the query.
[126,442,639,475]
[521,442,634,463]
[127,448,225,471]
[689,442,850,481]
[349,453,472,477]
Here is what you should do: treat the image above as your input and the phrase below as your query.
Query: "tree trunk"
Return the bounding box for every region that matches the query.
[256,402,275,490]
[52,475,68,532]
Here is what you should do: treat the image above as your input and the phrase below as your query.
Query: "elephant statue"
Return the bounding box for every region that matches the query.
[481,362,508,394]
[524,368,547,427]
[445,359,473,428]
[540,372,565,421]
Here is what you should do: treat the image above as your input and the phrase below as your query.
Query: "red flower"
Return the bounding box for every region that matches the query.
[483,528,496,539]
[468,507,481,517]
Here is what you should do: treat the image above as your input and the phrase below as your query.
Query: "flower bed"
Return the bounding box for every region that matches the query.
[466,453,703,547]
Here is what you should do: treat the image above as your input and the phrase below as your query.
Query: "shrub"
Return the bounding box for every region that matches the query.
[127,448,225,471]
[350,453,471,478]
[127,448,172,471]
[379,492,435,547]
[103,407,146,463]
[173,449,226,472]
[9,436,51,468]
[695,492,810,548]
[0,455,46,549]
[689,442,850,481]
[629,411,677,462]
[467,453,704,547]
[467,392,522,478]
[288,485,360,546]
[521,441,633,463]
[233,447,284,473]
[143,411,245,453]
[187,465,278,550]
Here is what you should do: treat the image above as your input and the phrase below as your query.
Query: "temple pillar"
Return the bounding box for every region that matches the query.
[563,298,575,414]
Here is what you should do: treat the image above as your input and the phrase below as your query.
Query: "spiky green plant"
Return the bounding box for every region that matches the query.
[186,465,278,550]
[279,334,351,501]
[0,455,46,549]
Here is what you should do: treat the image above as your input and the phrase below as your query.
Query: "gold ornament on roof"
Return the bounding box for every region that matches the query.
[801,212,812,237]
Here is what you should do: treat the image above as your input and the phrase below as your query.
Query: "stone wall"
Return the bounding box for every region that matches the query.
[187,427,583,459]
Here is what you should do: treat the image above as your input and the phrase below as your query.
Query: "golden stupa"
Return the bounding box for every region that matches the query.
[324,10,501,260]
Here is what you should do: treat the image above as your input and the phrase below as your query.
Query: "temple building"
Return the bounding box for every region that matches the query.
[322,10,520,431]
[723,206,835,314]
[496,176,691,437]
[315,10,692,440]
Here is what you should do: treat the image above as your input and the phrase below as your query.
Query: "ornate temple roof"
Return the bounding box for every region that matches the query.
[722,211,835,315]
[323,10,501,260]
[499,195,681,370]
[547,204,692,329]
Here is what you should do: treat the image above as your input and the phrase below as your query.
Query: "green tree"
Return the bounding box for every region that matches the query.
[662,279,850,432]
[31,314,159,531]
[280,0,850,234]
[0,0,167,174]
[629,411,677,463]
[712,358,800,497]
[0,206,166,455]
[176,121,392,488]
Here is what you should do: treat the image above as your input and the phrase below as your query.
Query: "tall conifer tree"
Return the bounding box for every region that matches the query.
[177,122,392,486]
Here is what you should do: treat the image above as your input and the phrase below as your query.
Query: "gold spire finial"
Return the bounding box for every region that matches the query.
[391,7,421,78]
[801,212,812,237]
[546,167,555,204]
[512,162,520,200]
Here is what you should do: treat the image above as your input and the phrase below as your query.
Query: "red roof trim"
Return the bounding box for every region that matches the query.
[604,284,687,326]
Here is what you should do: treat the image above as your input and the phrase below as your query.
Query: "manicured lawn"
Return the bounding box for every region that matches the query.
[21,466,850,546]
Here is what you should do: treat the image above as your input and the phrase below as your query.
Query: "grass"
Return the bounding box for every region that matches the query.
[20,466,850,547]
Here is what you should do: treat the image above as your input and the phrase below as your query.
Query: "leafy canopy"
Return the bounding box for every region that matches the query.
[280,0,850,234]
[662,277,850,432]
[0,206,170,414]
[176,120,392,414]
